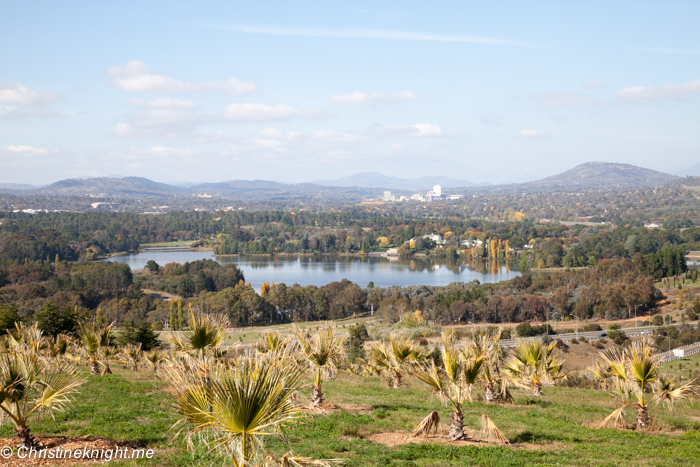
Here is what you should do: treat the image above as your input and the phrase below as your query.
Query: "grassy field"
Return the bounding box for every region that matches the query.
[3,365,699,466]
[659,353,700,381]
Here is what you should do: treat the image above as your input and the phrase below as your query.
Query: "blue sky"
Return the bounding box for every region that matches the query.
[1,1,699,185]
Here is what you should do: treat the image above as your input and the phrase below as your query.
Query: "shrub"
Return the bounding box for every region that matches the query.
[595,341,605,349]
[608,324,621,331]
[570,337,579,344]
[583,323,602,332]
[652,315,664,326]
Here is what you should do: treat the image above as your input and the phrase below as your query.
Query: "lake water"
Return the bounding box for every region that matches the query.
[106,251,520,290]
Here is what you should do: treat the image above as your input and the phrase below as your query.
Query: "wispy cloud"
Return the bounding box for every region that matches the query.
[0,81,60,105]
[371,123,444,137]
[616,79,700,103]
[107,61,258,95]
[329,91,421,105]
[5,145,49,155]
[194,24,524,46]
[223,103,327,122]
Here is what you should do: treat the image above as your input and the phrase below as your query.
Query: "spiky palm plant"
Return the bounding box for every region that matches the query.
[124,343,142,371]
[0,351,83,448]
[100,346,118,375]
[162,351,333,467]
[503,339,563,396]
[293,325,345,407]
[413,335,486,440]
[78,320,112,376]
[255,331,293,354]
[168,309,227,357]
[8,322,45,355]
[44,334,71,373]
[369,333,424,388]
[146,349,165,372]
[469,328,513,403]
[595,337,698,430]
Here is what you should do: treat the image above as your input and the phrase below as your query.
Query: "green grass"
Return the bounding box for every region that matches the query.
[3,366,700,466]
[660,352,700,381]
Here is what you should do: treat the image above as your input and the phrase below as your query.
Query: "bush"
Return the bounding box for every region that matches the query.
[608,324,621,331]
[500,327,512,340]
[118,321,161,350]
[554,338,569,352]
[515,322,534,337]
[608,329,630,346]
[35,302,80,337]
[570,337,579,344]
[595,341,605,349]
[652,315,664,326]
[583,323,602,332]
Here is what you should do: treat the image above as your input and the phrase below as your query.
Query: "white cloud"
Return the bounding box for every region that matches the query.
[411,123,442,137]
[371,123,443,137]
[0,81,59,105]
[518,130,543,139]
[126,98,196,109]
[197,24,524,46]
[113,108,214,139]
[223,103,325,121]
[6,145,49,155]
[107,60,258,95]
[616,79,700,103]
[329,91,421,105]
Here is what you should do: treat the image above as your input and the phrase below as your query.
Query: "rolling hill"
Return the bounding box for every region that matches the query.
[523,162,676,189]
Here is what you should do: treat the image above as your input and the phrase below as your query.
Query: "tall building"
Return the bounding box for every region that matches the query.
[432,185,442,197]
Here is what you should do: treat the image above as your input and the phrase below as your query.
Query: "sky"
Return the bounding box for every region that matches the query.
[1,1,699,186]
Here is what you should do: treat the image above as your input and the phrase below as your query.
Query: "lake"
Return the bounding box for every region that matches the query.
[106,251,520,290]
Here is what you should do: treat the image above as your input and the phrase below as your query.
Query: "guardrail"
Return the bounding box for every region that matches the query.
[656,340,700,364]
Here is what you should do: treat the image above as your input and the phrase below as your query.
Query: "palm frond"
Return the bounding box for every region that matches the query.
[480,413,509,445]
[411,411,440,437]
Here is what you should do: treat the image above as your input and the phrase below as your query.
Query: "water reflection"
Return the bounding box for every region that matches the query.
[107,251,519,290]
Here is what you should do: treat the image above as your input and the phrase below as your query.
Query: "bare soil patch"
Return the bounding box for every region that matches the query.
[0,436,143,467]
[367,431,546,450]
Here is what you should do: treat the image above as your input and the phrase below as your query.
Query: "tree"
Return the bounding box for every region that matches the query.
[503,340,563,396]
[78,320,113,375]
[596,337,698,430]
[35,302,79,337]
[413,333,503,441]
[294,325,345,407]
[119,321,161,351]
[369,334,424,388]
[145,260,160,274]
[162,351,331,466]
[0,349,83,448]
[0,304,22,332]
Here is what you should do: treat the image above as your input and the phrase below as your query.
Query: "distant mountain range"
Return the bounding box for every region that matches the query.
[676,162,700,177]
[0,162,685,198]
[311,172,481,190]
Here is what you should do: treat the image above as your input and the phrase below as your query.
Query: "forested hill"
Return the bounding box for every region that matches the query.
[525,162,676,189]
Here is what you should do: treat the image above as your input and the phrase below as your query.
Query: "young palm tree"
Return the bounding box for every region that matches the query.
[369,333,424,388]
[469,328,513,403]
[255,331,293,354]
[8,322,45,355]
[124,343,143,371]
[45,334,70,372]
[413,335,485,440]
[293,325,345,407]
[168,308,227,358]
[146,349,165,372]
[78,320,112,376]
[595,337,698,429]
[503,340,563,396]
[0,351,83,448]
[100,346,118,375]
[162,351,334,467]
